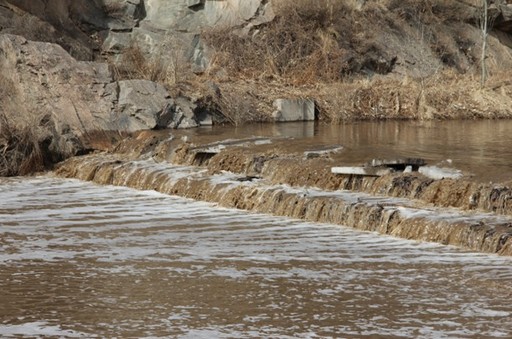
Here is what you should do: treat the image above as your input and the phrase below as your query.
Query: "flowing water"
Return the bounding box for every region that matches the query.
[179,119,512,183]
[1,177,512,338]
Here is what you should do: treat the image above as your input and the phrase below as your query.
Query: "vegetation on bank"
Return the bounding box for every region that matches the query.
[105,0,512,124]
[0,73,85,177]
[199,0,512,123]
[0,112,50,176]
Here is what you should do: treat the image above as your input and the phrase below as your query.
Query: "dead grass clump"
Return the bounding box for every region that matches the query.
[0,113,49,176]
[0,74,17,100]
[387,0,477,25]
[0,69,76,176]
[311,77,420,122]
[112,44,168,83]
[197,82,273,126]
[311,68,512,123]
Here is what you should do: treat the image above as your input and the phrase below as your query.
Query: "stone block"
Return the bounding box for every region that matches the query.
[272,98,315,122]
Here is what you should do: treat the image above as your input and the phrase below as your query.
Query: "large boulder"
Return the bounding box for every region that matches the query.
[114,79,173,131]
[0,34,115,133]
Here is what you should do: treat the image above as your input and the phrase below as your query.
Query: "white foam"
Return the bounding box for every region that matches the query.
[0,321,91,337]
[419,165,464,180]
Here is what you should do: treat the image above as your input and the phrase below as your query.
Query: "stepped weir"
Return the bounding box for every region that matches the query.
[55,132,512,256]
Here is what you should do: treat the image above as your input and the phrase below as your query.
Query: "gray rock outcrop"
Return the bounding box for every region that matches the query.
[113,80,204,131]
[2,0,107,60]
[0,34,115,133]
[100,0,274,73]
[114,80,173,131]
[0,34,210,135]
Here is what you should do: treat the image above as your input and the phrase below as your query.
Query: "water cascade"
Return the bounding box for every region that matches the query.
[55,134,512,255]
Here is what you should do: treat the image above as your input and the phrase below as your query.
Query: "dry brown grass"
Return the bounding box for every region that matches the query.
[204,0,357,84]
[203,83,273,126]
[112,44,168,83]
[197,0,512,125]
[204,0,487,85]
[0,72,84,176]
[111,35,193,87]
[202,68,512,126]
[0,113,48,176]
[310,69,512,122]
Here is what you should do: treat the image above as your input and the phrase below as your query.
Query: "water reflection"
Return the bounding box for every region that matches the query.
[184,120,512,182]
[1,177,512,337]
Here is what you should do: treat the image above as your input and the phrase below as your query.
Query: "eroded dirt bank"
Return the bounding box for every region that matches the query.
[55,132,512,256]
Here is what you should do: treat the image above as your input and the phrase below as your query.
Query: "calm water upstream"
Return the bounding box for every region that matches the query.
[181,119,512,183]
[1,177,512,338]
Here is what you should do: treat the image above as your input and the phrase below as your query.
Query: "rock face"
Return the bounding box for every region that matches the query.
[1,0,274,72]
[495,3,512,33]
[2,0,106,60]
[101,0,274,72]
[113,81,204,131]
[142,0,269,32]
[0,34,208,135]
[0,34,115,132]
[272,99,316,122]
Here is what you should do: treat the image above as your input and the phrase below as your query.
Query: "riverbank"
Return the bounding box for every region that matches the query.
[2,1,512,176]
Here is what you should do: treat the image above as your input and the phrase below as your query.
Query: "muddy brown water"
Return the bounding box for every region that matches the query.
[1,177,512,338]
[176,120,512,183]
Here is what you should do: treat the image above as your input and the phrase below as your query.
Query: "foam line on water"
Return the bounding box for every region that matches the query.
[2,177,512,268]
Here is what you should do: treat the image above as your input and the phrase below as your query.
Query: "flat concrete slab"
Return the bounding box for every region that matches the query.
[331,166,393,177]
[332,157,427,177]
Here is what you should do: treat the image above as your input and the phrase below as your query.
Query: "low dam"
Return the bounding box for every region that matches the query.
[54,120,512,256]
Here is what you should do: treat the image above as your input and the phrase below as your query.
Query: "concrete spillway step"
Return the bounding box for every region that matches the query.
[55,154,512,256]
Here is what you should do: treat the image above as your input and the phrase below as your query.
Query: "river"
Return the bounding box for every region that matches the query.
[179,119,512,183]
[1,177,511,338]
